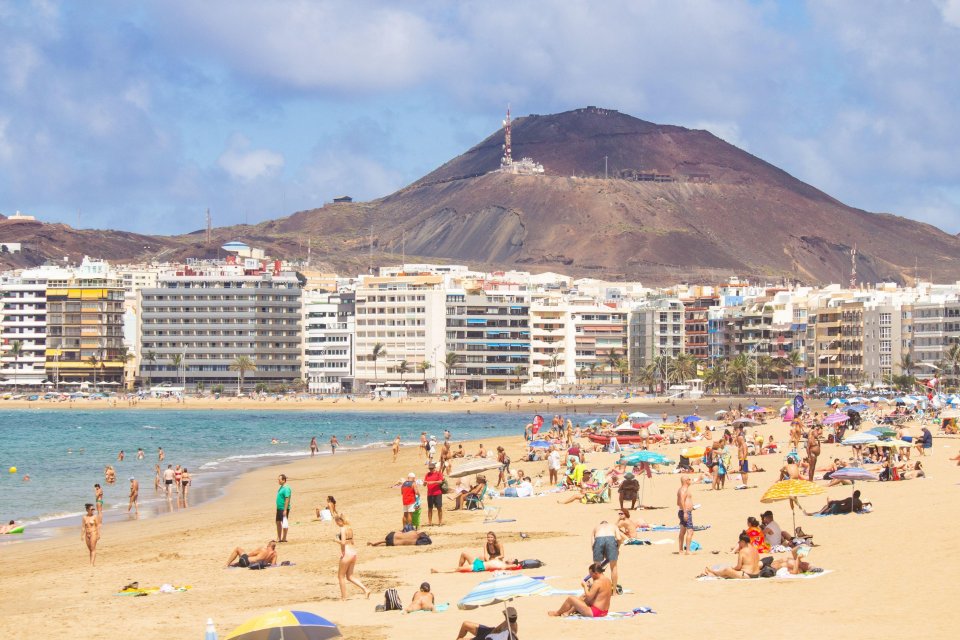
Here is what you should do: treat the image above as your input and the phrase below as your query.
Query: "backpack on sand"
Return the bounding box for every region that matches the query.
[384,588,402,611]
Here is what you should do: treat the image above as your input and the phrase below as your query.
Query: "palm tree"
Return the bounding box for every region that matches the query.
[117,346,134,389]
[587,362,599,387]
[417,361,432,391]
[672,353,698,384]
[229,355,257,395]
[899,353,914,377]
[785,350,804,389]
[726,353,752,394]
[370,342,386,384]
[512,365,527,391]
[8,340,23,390]
[548,353,560,383]
[443,352,461,394]
[397,360,409,387]
[757,355,775,386]
[703,359,728,393]
[87,353,102,389]
[637,362,659,394]
[143,350,157,388]
[606,350,623,384]
[171,353,183,387]
[616,357,630,385]
[946,343,960,391]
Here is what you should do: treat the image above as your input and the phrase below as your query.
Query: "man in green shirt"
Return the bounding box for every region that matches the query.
[276,474,291,542]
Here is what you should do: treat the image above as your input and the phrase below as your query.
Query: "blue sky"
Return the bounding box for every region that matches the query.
[1,0,959,235]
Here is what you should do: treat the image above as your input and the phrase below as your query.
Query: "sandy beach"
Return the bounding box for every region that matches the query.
[1,400,957,639]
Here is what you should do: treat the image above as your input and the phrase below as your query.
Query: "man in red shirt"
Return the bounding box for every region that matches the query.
[424,462,444,526]
[401,472,419,529]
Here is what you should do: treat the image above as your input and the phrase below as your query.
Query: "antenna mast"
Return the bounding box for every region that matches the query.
[205,208,212,246]
[501,104,513,169]
[849,244,857,289]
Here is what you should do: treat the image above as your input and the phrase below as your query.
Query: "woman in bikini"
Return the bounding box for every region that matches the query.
[333,514,370,600]
[94,483,104,522]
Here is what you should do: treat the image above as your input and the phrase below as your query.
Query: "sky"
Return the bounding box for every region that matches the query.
[1,0,959,236]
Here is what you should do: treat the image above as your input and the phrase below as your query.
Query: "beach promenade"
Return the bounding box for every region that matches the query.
[0,397,956,639]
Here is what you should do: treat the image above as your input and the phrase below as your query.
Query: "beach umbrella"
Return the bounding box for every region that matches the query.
[225,610,340,640]
[682,415,702,424]
[458,573,553,610]
[842,433,878,446]
[869,396,883,403]
[746,404,764,411]
[528,440,552,449]
[628,411,650,419]
[681,446,706,458]
[827,398,843,406]
[866,427,897,438]
[871,439,912,448]
[585,418,612,426]
[822,413,849,425]
[450,459,503,478]
[732,417,760,426]
[828,467,879,511]
[761,479,826,531]
[846,404,869,413]
[620,451,674,466]
[715,409,728,416]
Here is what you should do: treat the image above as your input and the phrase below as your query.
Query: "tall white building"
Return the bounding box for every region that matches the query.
[353,275,446,392]
[0,266,71,386]
[303,290,356,393]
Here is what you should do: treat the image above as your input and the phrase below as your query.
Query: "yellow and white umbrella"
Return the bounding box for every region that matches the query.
[761,479,825,531]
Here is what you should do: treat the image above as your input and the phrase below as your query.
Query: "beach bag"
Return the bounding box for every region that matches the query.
[520,559,544,569]
[384,588,402,611]
[440,479,450,494]
[415,533,432,545]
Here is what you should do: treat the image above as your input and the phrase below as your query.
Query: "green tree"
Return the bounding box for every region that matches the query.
[548,353,561,383]
[417,360,432,391]
[616,357,630,384]
[171,353,183,387]
[671,353,698,384]
[606,350,623,384]
[397,360,409,386]
[370,342,386,384]
[637,362,659,394]
[443,351,461,393]
[785,350,804,389]
[703,359,728,392]
[229,355,257,395]
[143,350,157,388]
[726,353,752,394]
[512,364,527,391]
[8,340,23,390]
[946,343,960,391]
[87,353,102,389]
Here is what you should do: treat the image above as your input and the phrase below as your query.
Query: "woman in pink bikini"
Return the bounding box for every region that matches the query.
[333,514,370,600]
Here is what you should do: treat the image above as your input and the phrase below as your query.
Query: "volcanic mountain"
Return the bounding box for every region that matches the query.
[5,106,960,284]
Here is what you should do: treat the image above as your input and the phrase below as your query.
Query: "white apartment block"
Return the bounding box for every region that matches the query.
[0,266,71,386]
[303,290,356,393]
[353,275,446,392]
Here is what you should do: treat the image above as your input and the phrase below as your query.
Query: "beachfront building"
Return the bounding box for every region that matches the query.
[527,292,570,391]
[303,290,355,393]
[628,298,685,385]
[911,297,960,385]
[569,298,628,385]
[680,291,718,360]
[862,301,905,388]
[137,263,303,391]
[44,258,127,386]
[444,280,531,393]
[0,266,71,387]
[353,274,446,393]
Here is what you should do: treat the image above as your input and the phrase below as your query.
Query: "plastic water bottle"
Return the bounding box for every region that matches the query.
[205,618,217,640]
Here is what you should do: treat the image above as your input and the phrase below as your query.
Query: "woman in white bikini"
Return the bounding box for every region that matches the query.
[334,514,370,600]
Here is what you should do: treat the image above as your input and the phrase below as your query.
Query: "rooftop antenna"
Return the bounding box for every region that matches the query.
[307,237,311,267]
[501,104,513,169]
[849,244,857,289]
[205,208,212,246]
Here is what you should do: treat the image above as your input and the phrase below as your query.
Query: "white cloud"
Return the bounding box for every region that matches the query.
[218,134,285,181]
[939,0,960,27]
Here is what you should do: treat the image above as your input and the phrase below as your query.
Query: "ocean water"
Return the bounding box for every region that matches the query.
[0,409,525,535]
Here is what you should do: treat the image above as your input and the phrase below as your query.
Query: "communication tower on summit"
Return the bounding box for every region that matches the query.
[501,105,513,169]
[205,208,212,246]
[849,245,857,289]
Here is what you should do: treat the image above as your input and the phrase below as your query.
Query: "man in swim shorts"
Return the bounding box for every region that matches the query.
[226,540,278,567]
[456,606,518,640]
[548,563,612,617]
[367,530,431,547]
[591,520,624,592]
[163,464,175,497]
[677,476,695,554]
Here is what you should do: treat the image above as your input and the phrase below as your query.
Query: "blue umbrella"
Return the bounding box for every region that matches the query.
[847,404,869,413]
[620,451,674,466]
[226,610,340,640]
[458,573,552,610]
[682,415,702,424]
[746,404,764,411]
[529,440,552,448]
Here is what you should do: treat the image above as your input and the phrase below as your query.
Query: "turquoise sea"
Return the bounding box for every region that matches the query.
[0,409,528,537]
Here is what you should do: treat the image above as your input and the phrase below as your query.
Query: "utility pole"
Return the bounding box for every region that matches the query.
[205,208,212,246]
[604,156,608,180]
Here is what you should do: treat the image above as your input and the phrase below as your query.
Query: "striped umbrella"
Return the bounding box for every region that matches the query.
[822,413,849,425]
[629,412,650,419]
[866,427,897,438]
[761,479,826,531]
[842,433,878,446]
[871,439,912,448]
[457,573,553,610]
[829,467,879,512]
[621,451,674,466]
[225,610,340,640]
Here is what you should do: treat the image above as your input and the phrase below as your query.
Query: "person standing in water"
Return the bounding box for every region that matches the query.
[128,477,139,515]
[81,503,101,566]
[310,437,319,457]
[94,483,104,522]
[330,435,339,455]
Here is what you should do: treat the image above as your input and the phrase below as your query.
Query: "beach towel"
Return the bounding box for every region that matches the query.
[625,539,652,545]
[405,603,450,613]
[115,585,192,596]
[696,570,833,582]
[639,525,711,532]
[813,511,870,517]
[456,565,524,573]
[226,562,295,570]
[567,607,656,619]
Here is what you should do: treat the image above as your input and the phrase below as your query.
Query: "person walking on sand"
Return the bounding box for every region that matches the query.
[127,477,139,515]
[392,435,401,462]
[310,437,319,457]
[330,435,339,455]
[736,427,749,487]
[677,476,695,554]
[94,483,104,522]
[276,473,291,542]
[333,514,371,600]
[806,425,822,482]
[81,503,100,566]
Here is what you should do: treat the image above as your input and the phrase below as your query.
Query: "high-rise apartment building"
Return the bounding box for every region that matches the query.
[303,290,355,393]
[138,264,303,390]
[0,266,70,386]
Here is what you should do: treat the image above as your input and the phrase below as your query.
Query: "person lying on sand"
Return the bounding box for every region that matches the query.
[404,582,435,613]
[803,489,869,515]
[769,545,821,574]
[226,540,278,567]
[367,530,432,547]
[699,533,760,579]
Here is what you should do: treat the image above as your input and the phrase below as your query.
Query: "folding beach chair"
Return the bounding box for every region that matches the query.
[465,484,487,511]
